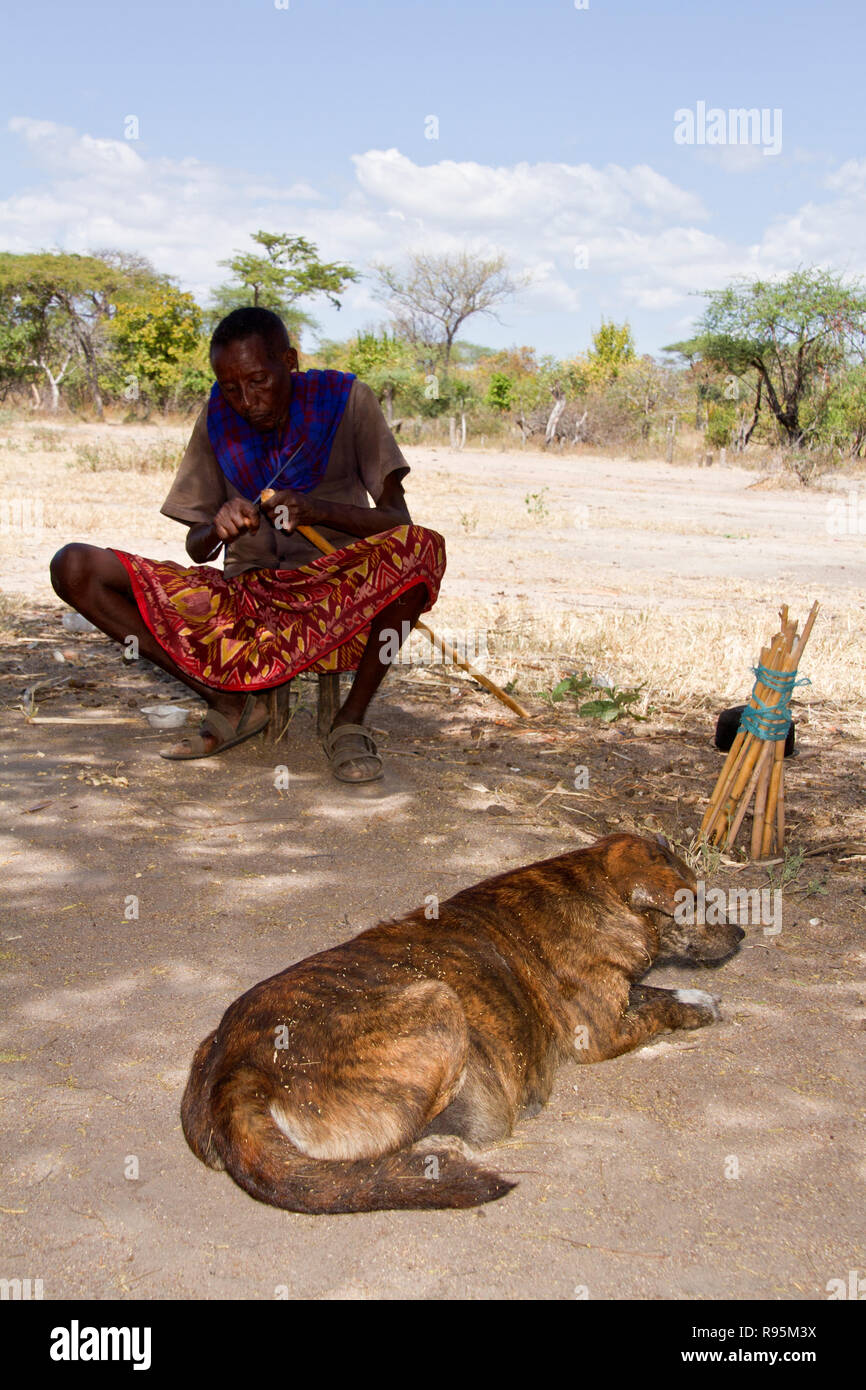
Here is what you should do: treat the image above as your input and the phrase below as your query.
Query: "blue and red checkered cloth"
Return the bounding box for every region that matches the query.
[206,369,356,499]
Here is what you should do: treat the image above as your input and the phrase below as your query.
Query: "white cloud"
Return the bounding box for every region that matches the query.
[9,117,147,183]
[351,147,708,228]
[2,118,864,353]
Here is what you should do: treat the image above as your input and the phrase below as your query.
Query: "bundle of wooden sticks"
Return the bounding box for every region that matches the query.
[698,601,819,858]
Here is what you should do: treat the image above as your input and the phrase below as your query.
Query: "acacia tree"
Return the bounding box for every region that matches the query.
[372,250,521,378]
[668,268,866,446]
[211,231,359,341]
[0,255,109,411]
[0,252,149,416]
[0,275,70,409]
[821,364,866,457]
[0,250,211,414]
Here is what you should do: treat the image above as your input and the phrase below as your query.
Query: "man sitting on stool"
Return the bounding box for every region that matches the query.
[50,306,446,783]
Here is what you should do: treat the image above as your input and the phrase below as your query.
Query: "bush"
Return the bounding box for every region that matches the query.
[486,372,513,411]
[706,401,736,448]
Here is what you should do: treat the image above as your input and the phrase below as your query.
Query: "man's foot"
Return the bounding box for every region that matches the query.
[160,694,270,760]
[323,720,383,783]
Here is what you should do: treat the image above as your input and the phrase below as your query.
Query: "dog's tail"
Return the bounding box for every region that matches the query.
[194,1063,515,1214]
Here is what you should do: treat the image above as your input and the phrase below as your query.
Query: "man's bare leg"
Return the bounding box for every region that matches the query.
[326,582,430,781]
[49,544,268,755]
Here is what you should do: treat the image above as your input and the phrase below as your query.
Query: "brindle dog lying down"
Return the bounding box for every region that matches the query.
[182,833,743,1214]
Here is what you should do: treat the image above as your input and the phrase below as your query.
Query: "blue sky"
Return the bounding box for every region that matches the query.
[2,0,864,358]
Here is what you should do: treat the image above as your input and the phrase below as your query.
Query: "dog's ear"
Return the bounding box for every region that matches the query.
[602,833,694,917]
[654,832,671,851]
[628,855,694,917]
[629,878,682,915]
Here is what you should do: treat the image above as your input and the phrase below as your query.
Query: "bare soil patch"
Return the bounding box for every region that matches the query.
[1,423,864,1299]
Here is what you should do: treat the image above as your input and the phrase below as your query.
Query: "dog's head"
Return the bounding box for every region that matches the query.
[599,833,745,965]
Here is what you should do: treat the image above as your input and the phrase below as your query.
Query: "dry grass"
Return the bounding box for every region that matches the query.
[70,439,184,473]
[0,421,189,542]
[403,596,865,728]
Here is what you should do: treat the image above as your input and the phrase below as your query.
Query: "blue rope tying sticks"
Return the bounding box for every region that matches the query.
[699,601,819,858]
[739,665,811,742]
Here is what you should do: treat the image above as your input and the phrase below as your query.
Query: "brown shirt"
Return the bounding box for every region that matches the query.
[161,378,410,578]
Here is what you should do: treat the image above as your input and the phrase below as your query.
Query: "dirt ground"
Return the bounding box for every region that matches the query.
[1,427,864,1300]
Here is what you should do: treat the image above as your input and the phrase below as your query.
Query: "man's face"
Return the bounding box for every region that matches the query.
[211,334,298,431]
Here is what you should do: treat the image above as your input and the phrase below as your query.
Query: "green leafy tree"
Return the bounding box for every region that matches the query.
[487,351,555,418]
[108,284,203,410]
[345,330,417,423]
[668,268,866,446]
[586,319,635,383]
[474,346,537,411]
[171,341,214,410]
[0,277,67,406]
[0,253,114,412]
[0,250,176,416]
[210,230,359,343]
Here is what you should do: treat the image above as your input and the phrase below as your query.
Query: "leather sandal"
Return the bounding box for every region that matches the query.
[159,694,270,760]
[322,722,384,783]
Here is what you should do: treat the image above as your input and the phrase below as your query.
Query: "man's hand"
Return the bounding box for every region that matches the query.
[186,498,260,563]
[260,487,321,535]
[213,497,261,542]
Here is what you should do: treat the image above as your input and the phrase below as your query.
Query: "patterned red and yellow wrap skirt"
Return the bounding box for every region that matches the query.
[112,524,446,692]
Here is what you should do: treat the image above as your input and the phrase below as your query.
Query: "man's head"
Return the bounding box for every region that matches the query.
[209,307,299,431]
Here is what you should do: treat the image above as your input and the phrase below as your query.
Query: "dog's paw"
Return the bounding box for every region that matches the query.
[673,987,721,1024]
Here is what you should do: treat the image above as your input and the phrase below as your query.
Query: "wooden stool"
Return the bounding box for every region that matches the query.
[266,671,342,744]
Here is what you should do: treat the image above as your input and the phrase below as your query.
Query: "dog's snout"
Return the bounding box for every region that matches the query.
[733,925,746,942]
